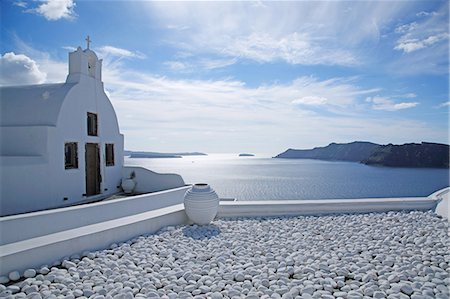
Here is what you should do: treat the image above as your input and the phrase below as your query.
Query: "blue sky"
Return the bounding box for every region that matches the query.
[1,0,448,154]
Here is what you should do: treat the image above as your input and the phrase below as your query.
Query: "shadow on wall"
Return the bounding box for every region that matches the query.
[122,166,185,194]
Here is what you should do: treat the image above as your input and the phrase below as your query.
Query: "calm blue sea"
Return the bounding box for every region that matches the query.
[124,154,449,200]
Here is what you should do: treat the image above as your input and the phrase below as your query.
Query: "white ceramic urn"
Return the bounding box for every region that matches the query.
[184,183,219,225]
[121,178,136,194]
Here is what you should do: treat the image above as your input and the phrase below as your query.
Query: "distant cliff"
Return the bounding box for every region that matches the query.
[275,141,380,162]
[362,142,449,168]
[275,141,449,168]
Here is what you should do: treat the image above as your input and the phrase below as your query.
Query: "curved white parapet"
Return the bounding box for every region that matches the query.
[122,166,185,194]
[428,187,449,220]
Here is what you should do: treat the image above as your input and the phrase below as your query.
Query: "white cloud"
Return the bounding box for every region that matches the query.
[97,46,146,59]
[395,33,448,53]
[366,96,419,111]
[62,46,76,52]
[389,39,448,75]
[13,1,27,8]
[390,102,419,110]
[199,58,237,70]
[12,35,68,83]
[146,1,411,67]
[164,61,192,72]
[394,5,448,54]
[219,32,357,66]
[104,67,441,152]
[416,11,439,17]
[395,22,418,34]
[403,93,417,99]
[389,3,448,75]
[28,0,76,21]
[437,101,450,108]
[167,24,189,31]
[0,52,46,85]
[164,58,237,73]
[292,96,328,106]
[100,58,402,151]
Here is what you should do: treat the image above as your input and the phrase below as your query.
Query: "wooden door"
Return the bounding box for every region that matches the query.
[85,143,100,196]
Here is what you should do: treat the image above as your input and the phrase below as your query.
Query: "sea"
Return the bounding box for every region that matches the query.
[124,154,449,201]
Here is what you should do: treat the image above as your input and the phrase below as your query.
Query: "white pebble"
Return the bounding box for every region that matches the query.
[23,269,36,278]
[387,274,400,283]
[210,292,223,299]
[8,271,20,281]
[1,211,447,299]
[301,286,315,295]
[372,291,386,299]
[400,283,414,295]
[234,272,245,282]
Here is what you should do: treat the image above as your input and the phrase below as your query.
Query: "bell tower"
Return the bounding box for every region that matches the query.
[66,36,103,83]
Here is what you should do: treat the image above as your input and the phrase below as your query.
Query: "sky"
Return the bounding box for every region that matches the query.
[1,0,449,155]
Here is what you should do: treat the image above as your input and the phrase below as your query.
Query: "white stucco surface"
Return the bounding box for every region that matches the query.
[122,166,185,194]
[218,197,438,218]
[0,186,190,245]
[0,83,75,127]
[0,204,189,278]
[0,47,124,216]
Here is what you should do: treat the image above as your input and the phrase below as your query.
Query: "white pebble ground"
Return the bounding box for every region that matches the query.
[1,211,448,299]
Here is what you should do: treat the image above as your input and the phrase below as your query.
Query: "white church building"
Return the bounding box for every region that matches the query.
[0,43,124,216]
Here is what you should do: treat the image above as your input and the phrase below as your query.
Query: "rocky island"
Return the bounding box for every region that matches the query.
[275,141,449,168]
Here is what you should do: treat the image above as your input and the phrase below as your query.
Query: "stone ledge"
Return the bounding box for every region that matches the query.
[218,197,438,218]
[1,186,190,245]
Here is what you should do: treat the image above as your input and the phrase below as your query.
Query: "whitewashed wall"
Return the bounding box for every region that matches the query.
[0,204,189,278]
[122,166,185,194]
[217,197,439,218]
[0,186,190,245]
[0,75,124,216]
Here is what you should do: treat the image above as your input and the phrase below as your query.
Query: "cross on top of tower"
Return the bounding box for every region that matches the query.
[85,35,92,49]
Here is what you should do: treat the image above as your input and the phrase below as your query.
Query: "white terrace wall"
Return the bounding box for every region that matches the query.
[217,197,439,218]
[122,166,185,194]
[0,204,189,278]
[0,186,190,245]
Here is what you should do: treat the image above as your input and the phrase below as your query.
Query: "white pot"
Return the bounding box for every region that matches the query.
[184,183,219,225]
[121,178,136,194]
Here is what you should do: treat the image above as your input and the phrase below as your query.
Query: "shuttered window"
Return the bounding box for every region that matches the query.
[105,143,114,166]
[87,112,98,136]
[65,142,78,169]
